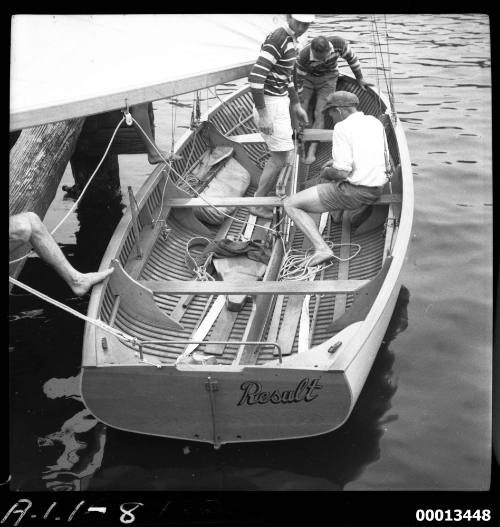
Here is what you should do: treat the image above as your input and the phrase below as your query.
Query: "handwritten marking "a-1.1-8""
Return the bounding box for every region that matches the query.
[1,500,144,525]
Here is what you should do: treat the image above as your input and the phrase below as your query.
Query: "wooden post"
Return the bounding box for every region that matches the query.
[9,118,85,280]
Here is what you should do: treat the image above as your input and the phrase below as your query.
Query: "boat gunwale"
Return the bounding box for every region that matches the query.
[83,84,251,366]
[330,107,414,372]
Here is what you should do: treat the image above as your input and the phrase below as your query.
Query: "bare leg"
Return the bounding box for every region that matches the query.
[249,150,290,219]
[9,213,113,296]
[130,104,169,165]
[306,77,338,165]
[299,84,315,164]
[284,187,335,266]
[304,106,325,165]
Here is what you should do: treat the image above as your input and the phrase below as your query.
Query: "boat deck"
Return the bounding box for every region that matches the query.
[95,81,397,367]
[100,138,386,366]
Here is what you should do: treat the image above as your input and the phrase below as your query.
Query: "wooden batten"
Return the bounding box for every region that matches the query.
[228,133,265,144]
[164,194,401,209]
[9,118,85,281]
[139,279,370,295]
[301,129,333,142]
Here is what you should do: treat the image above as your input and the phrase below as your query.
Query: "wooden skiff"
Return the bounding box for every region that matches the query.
[81,75,413,447]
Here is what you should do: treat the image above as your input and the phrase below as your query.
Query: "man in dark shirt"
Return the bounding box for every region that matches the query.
[296,35,369,164]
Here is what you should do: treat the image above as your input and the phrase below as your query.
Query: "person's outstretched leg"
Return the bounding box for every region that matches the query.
[9,213,113,296]
[284,187,335,266]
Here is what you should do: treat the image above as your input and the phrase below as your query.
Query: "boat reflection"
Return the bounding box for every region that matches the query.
[38,376,107,491]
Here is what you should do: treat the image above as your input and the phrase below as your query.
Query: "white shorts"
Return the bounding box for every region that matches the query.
[253,95,294,152]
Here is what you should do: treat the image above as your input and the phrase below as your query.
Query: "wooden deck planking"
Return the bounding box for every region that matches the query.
[331,211,352,323]
[275,213,319,356]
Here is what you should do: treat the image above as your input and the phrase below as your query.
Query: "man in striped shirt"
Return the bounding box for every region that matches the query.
[247,14,314,219]
[296,35,369,164]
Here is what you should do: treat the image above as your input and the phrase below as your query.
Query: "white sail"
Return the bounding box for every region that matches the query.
[10,14,285,131]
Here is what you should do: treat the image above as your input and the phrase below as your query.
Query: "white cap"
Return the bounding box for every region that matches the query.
[291,14,315,23]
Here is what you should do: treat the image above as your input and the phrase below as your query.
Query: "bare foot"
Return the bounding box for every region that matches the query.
[306,250,334,267]
[303,153,316,165]
[248,206,274,220]
[71,268,114,296]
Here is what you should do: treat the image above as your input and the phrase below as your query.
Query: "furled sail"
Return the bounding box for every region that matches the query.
[10,14,284,131]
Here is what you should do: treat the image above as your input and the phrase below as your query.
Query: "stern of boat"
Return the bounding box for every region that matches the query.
[80,363,351,447]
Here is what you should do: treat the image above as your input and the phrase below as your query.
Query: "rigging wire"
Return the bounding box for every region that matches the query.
[8,275,139,346]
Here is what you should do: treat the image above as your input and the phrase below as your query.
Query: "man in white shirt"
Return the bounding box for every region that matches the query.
[283,91,387,266]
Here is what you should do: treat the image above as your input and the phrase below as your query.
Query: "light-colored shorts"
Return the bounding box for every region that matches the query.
[317,180,383,211]
[253,95,294,152]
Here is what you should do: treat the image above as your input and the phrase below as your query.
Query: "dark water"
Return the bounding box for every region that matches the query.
[9,13,493,499]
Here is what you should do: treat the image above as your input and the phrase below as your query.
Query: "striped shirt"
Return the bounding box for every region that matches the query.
[248,25,298,108]
[296,35,363,90]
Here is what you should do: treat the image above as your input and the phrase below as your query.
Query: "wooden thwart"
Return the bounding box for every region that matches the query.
[139,279,369,295]
[301,128,334,142]
[163,194,401,208]
[228,133,265,144]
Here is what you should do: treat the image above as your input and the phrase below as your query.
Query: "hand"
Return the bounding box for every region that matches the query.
[293,104,309,126]
[356,78,371,91]
[257,109,273,135]
[320,166,338,181]
[321,159,333,170]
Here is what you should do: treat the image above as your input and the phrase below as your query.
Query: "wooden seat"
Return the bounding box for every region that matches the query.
[138,279,370,295]
[228,133,265,144]
[163,194,401,209]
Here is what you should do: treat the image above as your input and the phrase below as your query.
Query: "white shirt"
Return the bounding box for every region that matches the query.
[331,111,387,187]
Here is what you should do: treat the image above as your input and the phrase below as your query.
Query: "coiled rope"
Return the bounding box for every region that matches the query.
[278,241,362,282]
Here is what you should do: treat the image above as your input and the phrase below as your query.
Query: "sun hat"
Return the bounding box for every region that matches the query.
[291,14,316,23]
[322,91,360,113]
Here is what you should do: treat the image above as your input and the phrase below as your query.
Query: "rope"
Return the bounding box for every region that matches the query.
[8,276,139,346]
[9,116,126,265]
[185,236,215,282]
[371,15,397,119]
[370,17,384,116]
[278,241,362,282]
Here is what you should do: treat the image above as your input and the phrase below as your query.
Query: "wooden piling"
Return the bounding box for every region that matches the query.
[9,118,85,280]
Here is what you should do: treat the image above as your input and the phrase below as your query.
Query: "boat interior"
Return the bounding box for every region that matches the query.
[95,77,403,369]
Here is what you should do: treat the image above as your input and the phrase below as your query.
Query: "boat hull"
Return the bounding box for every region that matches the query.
[81,77,413,445]
[81,364,351,446]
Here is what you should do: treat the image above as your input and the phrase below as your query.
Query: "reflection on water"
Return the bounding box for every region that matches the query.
[38,375,107,492]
